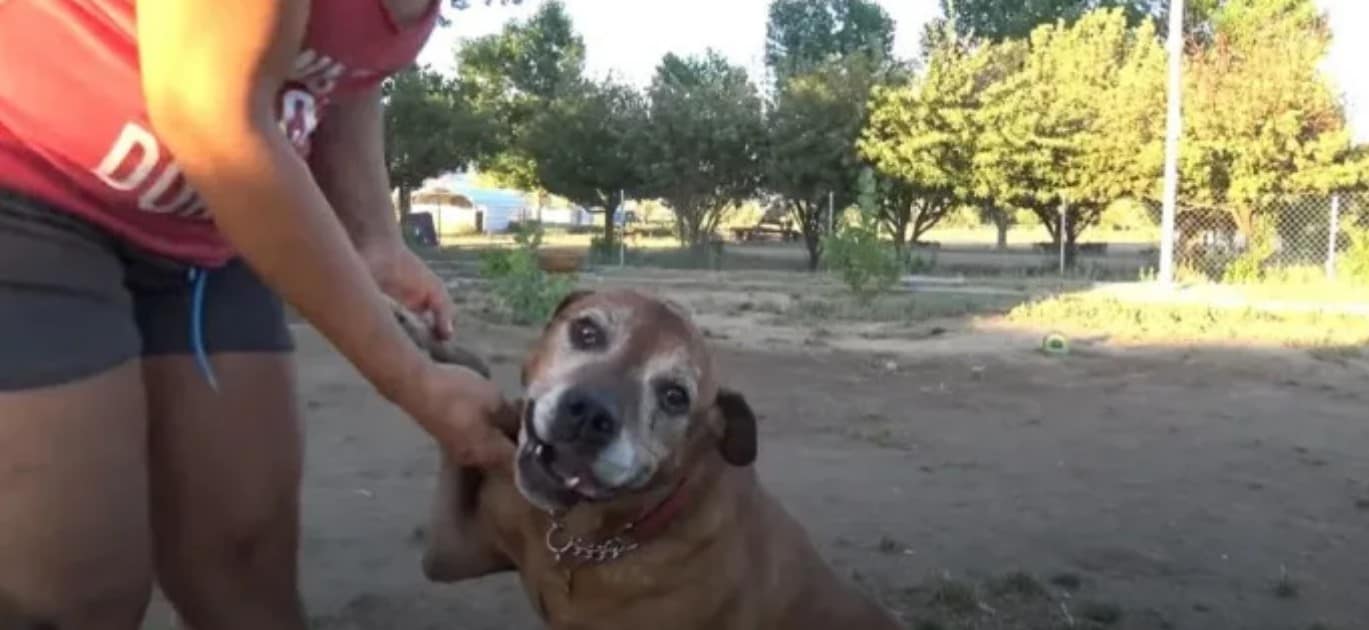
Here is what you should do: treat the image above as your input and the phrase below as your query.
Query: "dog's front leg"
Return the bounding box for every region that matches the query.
[422,453,515,582]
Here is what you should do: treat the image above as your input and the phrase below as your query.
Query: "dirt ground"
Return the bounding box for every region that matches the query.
[142,269,1369,630]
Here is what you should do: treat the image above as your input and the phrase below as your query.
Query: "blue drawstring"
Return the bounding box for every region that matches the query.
[187,267,219,392]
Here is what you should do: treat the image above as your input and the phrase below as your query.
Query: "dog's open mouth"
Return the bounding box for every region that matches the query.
[519,401,613,504]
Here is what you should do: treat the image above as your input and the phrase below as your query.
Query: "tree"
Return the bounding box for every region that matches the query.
[381,65,490,214]
[940,0,1212,41]
[454,0,585,188]
[861,21,1014,257]
[764,57,884,270]
[640,52,766,247]
[764,0,895,84]
[524,78,647,248]
[1180,0,1369,240]
[969,9,1166,266]
[762,0,897,270]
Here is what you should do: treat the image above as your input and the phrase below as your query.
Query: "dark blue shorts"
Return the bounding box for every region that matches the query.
[0,189,293,391]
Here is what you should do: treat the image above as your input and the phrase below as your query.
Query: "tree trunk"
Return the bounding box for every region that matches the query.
[993,212,1010,250]
[397,183,412,216]
[804,231,822,272]
[1064,224,1079,269]
[601,207,616,251]
[791,200,822,272]
[891,226,908,267]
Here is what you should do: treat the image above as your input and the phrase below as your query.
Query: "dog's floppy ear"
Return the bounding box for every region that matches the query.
[714,388,757,466]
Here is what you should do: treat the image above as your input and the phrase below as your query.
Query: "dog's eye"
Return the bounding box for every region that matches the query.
[658,384,691,414]
[568,317,605,351]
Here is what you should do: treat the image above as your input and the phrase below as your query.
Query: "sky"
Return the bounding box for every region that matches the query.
[417,0,1368,143]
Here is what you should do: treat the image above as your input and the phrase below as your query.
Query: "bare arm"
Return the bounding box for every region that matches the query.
[309,86,402,255]
[137,0,510,466]
[310,85,457,338]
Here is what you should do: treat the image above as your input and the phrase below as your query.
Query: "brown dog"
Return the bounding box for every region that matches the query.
[401,289,902,630]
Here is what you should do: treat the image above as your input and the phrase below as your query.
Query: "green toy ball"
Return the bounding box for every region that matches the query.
[1041,332,1070,355]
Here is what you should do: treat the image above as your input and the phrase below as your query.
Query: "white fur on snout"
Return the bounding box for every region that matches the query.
[591,433,643,487]
[526,384,566,443]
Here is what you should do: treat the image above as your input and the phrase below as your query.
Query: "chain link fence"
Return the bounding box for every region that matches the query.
[1169,192,1369,285]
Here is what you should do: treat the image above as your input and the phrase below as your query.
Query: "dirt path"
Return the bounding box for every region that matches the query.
[138,304,1369,629]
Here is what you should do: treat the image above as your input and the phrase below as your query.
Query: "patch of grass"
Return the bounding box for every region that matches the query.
[1077,600,1124,625]
[833,425,911,451]
[1308,345,1366,363]
[774,292,1020,325]
[1273,568,1301,599]
[1006,295,1369,347]
[1049,572,1084,591]
[991,571,1048,599]
[927,577,980,616]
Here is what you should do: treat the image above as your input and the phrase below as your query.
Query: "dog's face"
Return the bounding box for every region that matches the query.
[514,289,757,512]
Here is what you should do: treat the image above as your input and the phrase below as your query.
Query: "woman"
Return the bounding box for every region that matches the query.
[0,1,514,628]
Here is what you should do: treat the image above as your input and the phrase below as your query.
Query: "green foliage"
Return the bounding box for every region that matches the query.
[764,0,895,84]
[639,51,766,247]
[861,21,1006,253]
[765,55,883,269]
[974,9,1166,263]
[826,169,901,302]
[939,0,1224,42]
[940,0,1159,41]
[1181,0,1369,237]
[763,0,903,271]
[1216,216,1275,283]
[524,77,646,246]
[1007,294,1369,347]
[478,223,576,325]
[383,65,490,209]
[455,1,586,189]
[1342,227,1369,285]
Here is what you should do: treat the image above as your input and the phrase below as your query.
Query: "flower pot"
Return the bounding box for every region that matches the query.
[537,248,584,274]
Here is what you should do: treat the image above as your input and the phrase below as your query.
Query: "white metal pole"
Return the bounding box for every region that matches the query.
[619,189,626,268]
[1059,203,1067,276]
[1158,0,1185,286]
[1326,193,1341,279]
[827,191,835,235]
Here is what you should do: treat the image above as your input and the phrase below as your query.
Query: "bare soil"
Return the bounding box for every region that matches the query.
[142,268,1369,630]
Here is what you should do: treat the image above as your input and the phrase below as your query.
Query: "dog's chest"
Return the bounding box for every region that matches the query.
[513,543,753,630]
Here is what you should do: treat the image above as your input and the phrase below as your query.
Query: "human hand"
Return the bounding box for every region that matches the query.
[363,240,456,340]
[409,363,517,470]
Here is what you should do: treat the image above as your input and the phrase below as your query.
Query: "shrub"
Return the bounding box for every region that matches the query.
[1341,227,1369,284]
[1222,216,1277,284]
[826,212,901,303]
[479,223,576,325]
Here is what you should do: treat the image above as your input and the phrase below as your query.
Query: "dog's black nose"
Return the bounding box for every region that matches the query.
[551,387,619,445]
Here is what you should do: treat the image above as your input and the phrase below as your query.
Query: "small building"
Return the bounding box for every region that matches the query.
[410,188,481,238]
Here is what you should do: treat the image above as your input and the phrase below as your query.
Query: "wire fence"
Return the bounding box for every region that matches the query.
[1168,192,1369,285]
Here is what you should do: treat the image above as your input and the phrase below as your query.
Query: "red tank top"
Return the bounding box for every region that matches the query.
[0,0,439,266]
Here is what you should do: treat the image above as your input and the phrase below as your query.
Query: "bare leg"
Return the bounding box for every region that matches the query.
[0,361,152,630]
[145,354,306,630]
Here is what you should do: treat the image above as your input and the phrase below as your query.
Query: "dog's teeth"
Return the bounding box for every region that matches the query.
[532,444,544,457]
[565,476,581,489]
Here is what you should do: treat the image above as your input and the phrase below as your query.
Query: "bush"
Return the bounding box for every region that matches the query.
[826,212,901,303]
[1222,217,1277,284]
[588,235,618,263]
[1342,227,1369,284]
[478,223,576,325]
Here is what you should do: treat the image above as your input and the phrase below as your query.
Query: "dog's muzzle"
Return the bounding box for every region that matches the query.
[517,385,642,508]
